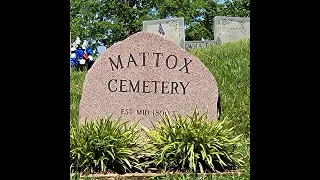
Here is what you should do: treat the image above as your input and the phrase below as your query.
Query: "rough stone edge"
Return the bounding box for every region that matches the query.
[78,170,242,179]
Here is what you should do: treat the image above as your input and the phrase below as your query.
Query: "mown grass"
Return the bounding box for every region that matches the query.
[70,39,250,179]
[70,71,86,127]
[191,39,250,137]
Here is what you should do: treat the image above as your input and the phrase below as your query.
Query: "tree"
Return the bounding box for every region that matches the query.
[220,0,250,17]
[71,0,112,54]
[185,23,212,41]
[200,0,224,40]
[70,0,250,48]
[150,0,208,40]
[71,0,154,49]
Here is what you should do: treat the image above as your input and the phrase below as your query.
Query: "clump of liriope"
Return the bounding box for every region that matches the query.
[142,109,244,173]
[70,117,142,174]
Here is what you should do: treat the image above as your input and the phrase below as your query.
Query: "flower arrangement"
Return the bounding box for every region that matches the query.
[70,37,95,70]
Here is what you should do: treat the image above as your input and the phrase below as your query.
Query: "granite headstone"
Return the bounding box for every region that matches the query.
[214,16,250,44]
[79,32,219,127]
[143,18,185,49]
[185,40,217,51]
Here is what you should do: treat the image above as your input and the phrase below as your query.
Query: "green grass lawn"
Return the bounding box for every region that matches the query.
[70,39,250,179]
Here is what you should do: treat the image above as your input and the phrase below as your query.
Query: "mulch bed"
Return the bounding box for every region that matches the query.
[72,170,242,179]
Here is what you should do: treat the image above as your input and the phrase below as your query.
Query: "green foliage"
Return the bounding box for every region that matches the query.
[70,71,86,127]
[70,0,251,46]
[142,109,244,173]
[185,23,212,41]
[150,0,217,40]
[71,0,153,48]
[220,0,250,17]
[70,40,250,178]
[70,0,112,52]
[150,0,204,24]
[194,0,223,40]
[70,117,142,174]
[191,39,250,137]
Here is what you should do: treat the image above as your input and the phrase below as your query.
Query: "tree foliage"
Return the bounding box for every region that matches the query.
[70,0,250,49]
[221,0,250,17]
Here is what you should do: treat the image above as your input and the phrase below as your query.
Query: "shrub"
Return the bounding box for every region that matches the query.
[142,109,244,173]
[70,117,142,174]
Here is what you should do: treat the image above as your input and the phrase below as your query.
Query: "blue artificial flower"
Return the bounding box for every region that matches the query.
[70,57,78,66]
[75,49,84,58]
[85,48,93,55]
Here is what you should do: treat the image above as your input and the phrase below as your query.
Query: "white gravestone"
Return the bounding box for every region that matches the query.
[214,16,250,44]
[143,18,185,49]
